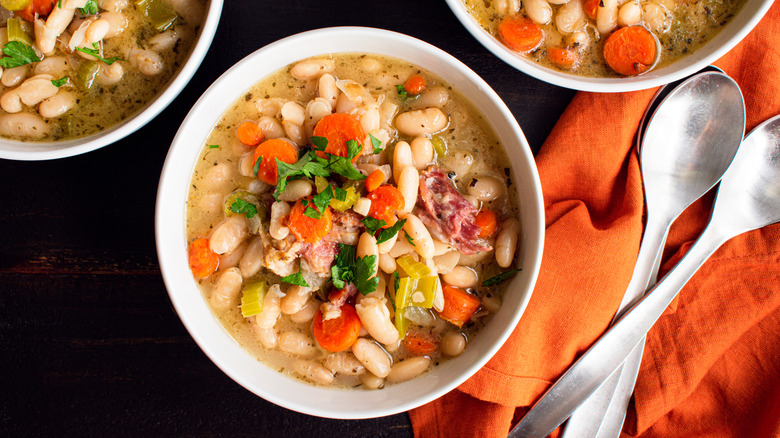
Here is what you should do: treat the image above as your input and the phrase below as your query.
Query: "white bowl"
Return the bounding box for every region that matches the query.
[0,0,224,161]
[445,0,774,92]
[155,27,545,419]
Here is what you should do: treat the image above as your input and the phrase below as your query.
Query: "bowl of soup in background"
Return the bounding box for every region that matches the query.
[445,0,773,92]
[156,27,544,419]
[0,0,223,161]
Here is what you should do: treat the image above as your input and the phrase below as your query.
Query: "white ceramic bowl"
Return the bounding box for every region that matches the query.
[445,0,774,92]
[155,27,545,419]
[0,0,224,161]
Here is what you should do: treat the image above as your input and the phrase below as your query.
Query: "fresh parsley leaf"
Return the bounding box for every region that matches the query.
[395,84,408,101]
[331,244,357,289]
[79,1,99,15]
[0,41,41,69]
[346,139,361,161]
[311,136,328,152]
[58,0,62,7]
[51,77,68,87]
[390,272,399,310]
[280,272,310,288]
[327,155,366,181]
[208,144,220,149]
[333,186,347,202]
[75,47,123,65]
[361,217,387,235]
[354,255,379,295]
[482,269,522,287]
[274,152,330,199]
[376,219,407,244]
[369,133,382,154]
[230,199,258,219]
[252,155,262,178]
[403,231,416,247]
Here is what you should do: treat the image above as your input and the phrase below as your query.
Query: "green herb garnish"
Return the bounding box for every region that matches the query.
[354,255,379,295]
[230,198,258,219]
[482,269,522,287]
[369,133,382,154]
[361,217,387,235]
[0,41,40,69]
[75,47,123,65]
[208,144,220,149]
[280,272,310,288]
[404,231,416,247]
[79,1,99,15]
[330,244,378,295]
[252,156,262,178]
[274,153,330,200]
[51,77,68,87]
[311,136,328,152]
[377,219,406,244]
[395,84,408,101]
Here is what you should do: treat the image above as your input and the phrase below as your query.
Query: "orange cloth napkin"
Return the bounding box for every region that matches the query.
[410,2,780,437]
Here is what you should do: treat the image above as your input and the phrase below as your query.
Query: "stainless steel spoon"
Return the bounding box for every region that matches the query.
[510,112,780,438]
[562,66,734,438]
[509,71,745,438]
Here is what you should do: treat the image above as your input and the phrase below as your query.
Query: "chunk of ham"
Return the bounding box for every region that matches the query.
[417,167,492,255]
[298,210,364,276]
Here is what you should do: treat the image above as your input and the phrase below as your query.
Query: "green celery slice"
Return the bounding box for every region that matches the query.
[396,255,432,279]
[6,18,33,46]
[407,275,438,309]
[2,0,32,11]
[240,281,267,317]
[73,60,99,90]
[314,176,329,193]
[135,0,178,32]
[394,277,413,339]
[329,186,358,212]
[431,135,447,157]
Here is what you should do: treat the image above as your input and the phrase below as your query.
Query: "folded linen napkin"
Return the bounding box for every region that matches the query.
[410,2,780,436]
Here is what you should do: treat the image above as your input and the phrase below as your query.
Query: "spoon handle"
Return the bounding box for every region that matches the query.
[509,225,729,438]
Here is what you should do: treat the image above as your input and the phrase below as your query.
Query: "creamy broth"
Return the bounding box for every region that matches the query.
[464,0,745,77]
[186,54,522,389]
[0,0,205,141]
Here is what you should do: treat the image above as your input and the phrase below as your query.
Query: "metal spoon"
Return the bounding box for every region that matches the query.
[562,66,733,438]
[509,72,745,438]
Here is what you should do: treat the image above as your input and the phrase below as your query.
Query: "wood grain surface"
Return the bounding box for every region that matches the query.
[0,1,575,436]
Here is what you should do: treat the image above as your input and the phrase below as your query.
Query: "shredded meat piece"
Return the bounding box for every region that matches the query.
[417,166,492,255]
[261,232,302,277]
[298,210,364,276]
[320,283,357,320]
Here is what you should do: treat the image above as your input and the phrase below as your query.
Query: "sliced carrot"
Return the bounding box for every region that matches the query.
[15,0,54,22]
[365,168,385,192]
[312,113,365,163]
[584,0,600,19]
[403,74,426,95]
[548,47,579,69]
[366,185,405,225]
[287,197,333,243]
[603,26,658,76]
[252,138,298,185]
[404,331,438,356]
[237,121,264,147]
[188,238,219,279]
[498,17,544,53]
[312,304,362,352]
[438,285,481,328]
[474,209,498,238]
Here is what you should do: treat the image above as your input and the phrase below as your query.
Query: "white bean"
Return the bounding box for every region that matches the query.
[433,250,460,275]
[445,151,474,177]
[1,66,29,87]
[360,104,381,134]
[387,357,431,383]
[376,231,397,254]
[279,332,318,358]
[17,75,59,106]
[402,214,435,260]
[281,101,305,126]
[467,176,505,202]
[97,62,124,85]
[378,100,398,128]
[397,166,419,215]
[278,179,312,202]
[388,233,415,258]
[35,6,76,54]
[238,153,254,177]
[209,214,248,255]
[97,0,128,12]
[254,284,284,329]
[85,18,109,42]
[256,116,284,139]
[324,352,366,376]
[410,136,434,170]
[378,253,396,274]
[218,239,247,271]
[290,298,319,323]
[202,161,231,191]
[392,141,414,183]
[411,86,449,109]
[597,0,619,35]
[281,285,312,315]
[496,218,520,268]
[100,11,128,38]
[238,236,263,278]
[34,56,71,78]
[130,48,164,76]
[317,73,339,108]
[618,1,642,27]
[0,113,50,138]
[355,297,399,345]
[167,0,204,24]
[357,232,379,278]
[482,293,502,314]
[210,267,242,308]
[361,373,384,389]
[441,332,466,357]
[525,0,553,24]
[352,338,392,378]
[269,201,290,240]
[293,360,334,385]
[291,59,335,80]
[39,91,76,118]
[251,325,278,349]
[395,108,448,136]
[247,180,270,195]
[304,97,332,136]
[556,0,587,34]
[360,57,381,72]
[0,90,22,113]
[643,2,671,33]
[442,266,478,288]
[335,92,357,114]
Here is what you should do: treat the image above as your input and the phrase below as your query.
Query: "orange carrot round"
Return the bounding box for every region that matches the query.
[287,197,333,243]
[498,17,544,53]
[603,26,658,76]
[366,185,405,225]
[188,238,219,279]
[15,0,54,22]
[365,168,384,192]
[252,139,298,185]
[438,285,481,328]
[237,121,264,147]
[404,331,438,356]
[312,304,362,352]
[312,113,365,163]
[403,74,426,95]
[547,47,579,69]
[474,209,498,238]
[584,0,600,19]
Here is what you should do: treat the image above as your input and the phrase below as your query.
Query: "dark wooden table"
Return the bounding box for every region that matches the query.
[0,1,575,436]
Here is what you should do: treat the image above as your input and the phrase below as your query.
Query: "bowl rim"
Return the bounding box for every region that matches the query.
[155,26,545,419]
[0,0,225,161]
[444,0,775,92]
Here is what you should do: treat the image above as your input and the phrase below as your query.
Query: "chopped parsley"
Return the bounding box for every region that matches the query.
[331,244,378,295]
[230,199,258,219]
[0,41,41,69]
[354,255,379,295]
[303,185,342,219]
[280,272,310,288]
[75,47,123,65]
[51,77,68,87]
[311,136,328,152]
[208,144,220,149]
[482,269,522,287]
[403,231,416,247]
[273,152,329,199]
[395,84,409,101]
[252,156,262,178]
[376,219,406,244]
[79,1,99,15]
[369,133,383,154]
[361,217,387,235]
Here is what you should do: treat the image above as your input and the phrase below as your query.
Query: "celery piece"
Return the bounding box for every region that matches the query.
[1,0,32,11]
[314,176,329,193]
[223,190,264,220]
[329,186,358,212]
[135,0,178,32]
[396,255,432,279]
[394,277,413,339]
[408,275,438,309]
[403,306,436,326]
[73,60,99,90]
[431,135,447,157]
[240,281,267,317]
[6,18,33,46]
